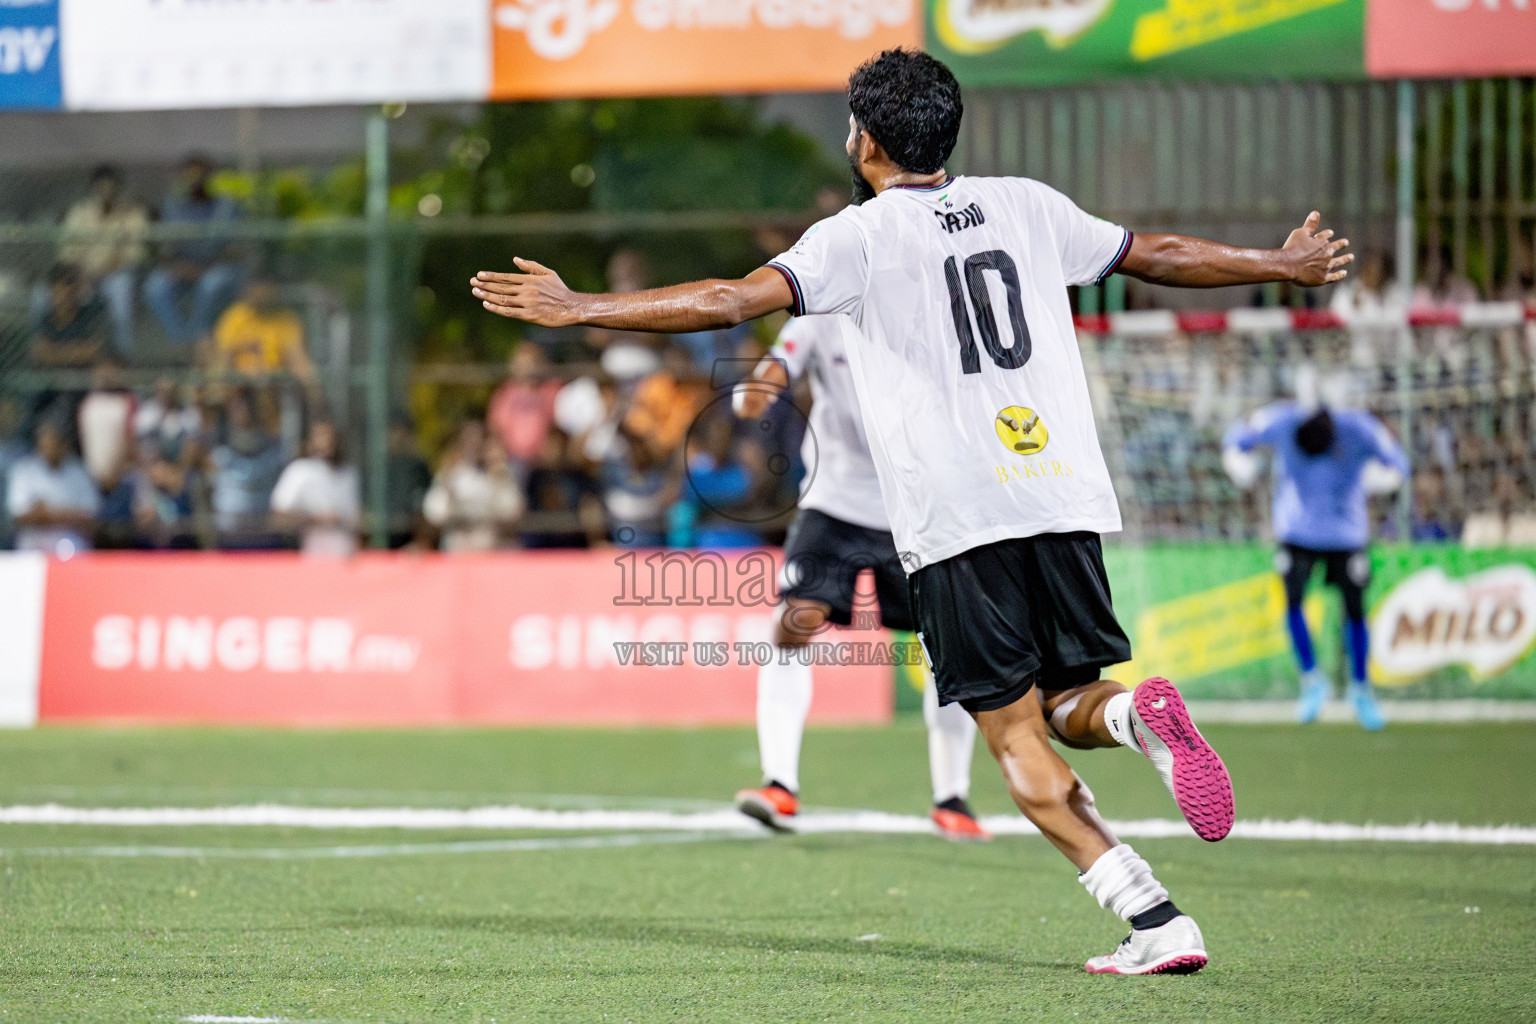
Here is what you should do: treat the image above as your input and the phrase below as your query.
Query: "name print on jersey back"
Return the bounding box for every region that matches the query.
[933,201,986,235]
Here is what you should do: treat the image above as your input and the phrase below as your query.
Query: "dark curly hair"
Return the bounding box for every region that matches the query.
[1295,408,1335,456]
[847,49,962,176]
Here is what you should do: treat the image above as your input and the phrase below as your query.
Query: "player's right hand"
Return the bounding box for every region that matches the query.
[472,259,581,327]
[1282,212,1353,286]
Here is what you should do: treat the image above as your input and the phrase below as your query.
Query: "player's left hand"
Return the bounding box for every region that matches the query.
[1283,211,1353,286]
[472,260,581,327]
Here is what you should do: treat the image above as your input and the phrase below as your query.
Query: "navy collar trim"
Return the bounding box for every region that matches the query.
[890,176,955,192]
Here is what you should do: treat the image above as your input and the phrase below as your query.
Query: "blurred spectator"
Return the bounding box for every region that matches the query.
[94,457,146,551]
[1330,250,1405,369]
[76,361,136,489]
[589,250,664,382]
[674,322,754,373]
[32,263,106,369]
[385,414,433,549]
[1499,236,1535,304]
[134,376,204,452]
[6,419,99,557]
[1486,469,1527,519]
[1413,246,1482,309]
[44,164,148,357]
[520,427,605,549]
[270,420,360,558]
[668,410,757,549]
[554,375,615,459]
[422,421,525,552]
[1411,466,1456,541]
[142,155,244,348]
[76,360,141,550]
[208,277,316,384]
[137,432,212,550]
[209,389,286,547]
[597,428,677,549]
[0,397,27,547]
[487,343,560,479]
[623,343,710,463]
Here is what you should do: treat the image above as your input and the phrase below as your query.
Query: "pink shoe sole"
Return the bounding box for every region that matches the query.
[1085,953,1209,976]
[1134,678,1235,842]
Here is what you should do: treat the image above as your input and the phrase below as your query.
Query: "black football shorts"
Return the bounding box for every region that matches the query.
[778,508,915,631]
[1277,543,1371,620]
[909,532,1133,713]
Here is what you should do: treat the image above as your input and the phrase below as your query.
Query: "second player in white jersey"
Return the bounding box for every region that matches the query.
[771,314,889,532]
[768,175,1129,570]
[731,312,986,841]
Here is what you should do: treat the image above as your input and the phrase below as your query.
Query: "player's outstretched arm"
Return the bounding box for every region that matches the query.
[473,261,794,331]
[1118,212,1352,289]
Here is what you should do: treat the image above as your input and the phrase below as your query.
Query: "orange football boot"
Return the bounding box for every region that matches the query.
[735,782,799,833]
[930,798,992,842]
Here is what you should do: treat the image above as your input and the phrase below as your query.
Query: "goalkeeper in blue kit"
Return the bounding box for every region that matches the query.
[1225,402,1410,729]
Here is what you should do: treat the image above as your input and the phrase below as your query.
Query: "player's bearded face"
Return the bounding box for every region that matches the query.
[847,148,876,206]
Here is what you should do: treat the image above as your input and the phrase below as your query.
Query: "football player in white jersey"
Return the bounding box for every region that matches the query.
[732,313,986,841]
[472,48,1351,975]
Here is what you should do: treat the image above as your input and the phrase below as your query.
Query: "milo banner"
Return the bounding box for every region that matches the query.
[899,543,1536,707]
[1104,544,1536,700]
[928,0,1366,87]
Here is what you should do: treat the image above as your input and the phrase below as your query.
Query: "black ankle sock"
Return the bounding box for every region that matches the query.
[766,780,796,797]
[1129,900,1181,931]
[934,796,972,815]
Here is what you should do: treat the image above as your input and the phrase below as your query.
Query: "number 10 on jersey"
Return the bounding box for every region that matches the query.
[943,250,1033,375]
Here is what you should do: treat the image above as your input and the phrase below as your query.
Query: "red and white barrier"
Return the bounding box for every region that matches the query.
[0,551,892,728]
[1073,302,1536,336]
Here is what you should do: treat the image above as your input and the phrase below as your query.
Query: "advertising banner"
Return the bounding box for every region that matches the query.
[489,0,921,99]
[13,545,1536,726]
[1365,0,1536,77]
[926,0,1365,87]
[57,0,490,111]
[0,553,46,726]
[0,0,61,110]
[35,551,892,726]
[1105,544,1536,700]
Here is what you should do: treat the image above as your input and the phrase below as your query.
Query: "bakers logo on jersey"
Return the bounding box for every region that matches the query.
[994,406,1048,455]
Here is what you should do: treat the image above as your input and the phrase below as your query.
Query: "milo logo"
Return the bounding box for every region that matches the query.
[932,0,1111,54]
[1370,565,1536,683]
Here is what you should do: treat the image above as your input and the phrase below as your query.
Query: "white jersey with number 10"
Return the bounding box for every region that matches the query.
[767,175,1132,572]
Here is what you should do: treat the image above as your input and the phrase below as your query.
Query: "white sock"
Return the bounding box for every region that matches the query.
[923,670,977,805]
[756,653,813,793]
[1080,844,1170,921]
[1103,691,1139,752]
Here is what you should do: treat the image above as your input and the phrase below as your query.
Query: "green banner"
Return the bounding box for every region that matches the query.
[1104,544,1536,700]
[894,544,1536,706]
[928,0,1366,87]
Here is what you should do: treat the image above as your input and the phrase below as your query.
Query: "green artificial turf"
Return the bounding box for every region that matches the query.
[0,723,1532,1023]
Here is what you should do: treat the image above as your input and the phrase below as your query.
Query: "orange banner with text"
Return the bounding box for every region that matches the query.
[37,551,893,726]
[1366,0,1536,77]
[489,0,921,99]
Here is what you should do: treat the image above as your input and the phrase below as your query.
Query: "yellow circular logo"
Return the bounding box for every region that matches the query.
[994,406,1048,455]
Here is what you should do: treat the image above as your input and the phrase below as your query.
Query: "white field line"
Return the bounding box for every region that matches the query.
[6,831,758,860]
[1,803,1533,845]
[182,1017,291,1023]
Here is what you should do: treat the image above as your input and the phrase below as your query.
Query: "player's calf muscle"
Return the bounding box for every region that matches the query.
[1042,680,1128,749]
